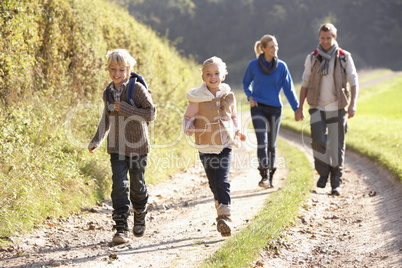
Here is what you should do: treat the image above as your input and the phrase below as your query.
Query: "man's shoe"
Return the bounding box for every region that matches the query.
[133,208,147,237]
[331,187,341,196]
[317,176,328,188]
[216,215,232,237]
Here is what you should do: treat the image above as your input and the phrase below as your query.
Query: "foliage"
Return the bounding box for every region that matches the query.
[0,102,104,235]
[0,0,200,237]
[201,138,313,267]
[117,0,402,86]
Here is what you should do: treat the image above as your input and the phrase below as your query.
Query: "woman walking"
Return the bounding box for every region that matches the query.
[243,35,299,188]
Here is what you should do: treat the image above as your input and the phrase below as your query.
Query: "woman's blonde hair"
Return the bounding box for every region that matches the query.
[254,35,277,58]
[201,56,228,76]
[106,49,136,72]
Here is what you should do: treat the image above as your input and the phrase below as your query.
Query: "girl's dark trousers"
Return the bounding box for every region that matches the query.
[199,148,232,205]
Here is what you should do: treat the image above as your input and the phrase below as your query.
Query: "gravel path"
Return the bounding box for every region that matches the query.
[1,73,401,268]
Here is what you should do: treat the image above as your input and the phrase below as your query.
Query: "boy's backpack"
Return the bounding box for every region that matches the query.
[311,47,347,73]
[105,72,149,112]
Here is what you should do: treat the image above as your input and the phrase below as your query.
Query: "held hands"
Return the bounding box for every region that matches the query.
[295,107,305,121]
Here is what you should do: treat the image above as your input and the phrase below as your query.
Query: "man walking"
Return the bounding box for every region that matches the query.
[295,23,359,196]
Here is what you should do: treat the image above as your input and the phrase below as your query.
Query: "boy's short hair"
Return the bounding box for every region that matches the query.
[319,23,337,38]
[201,56,228,76]
[106,49,136,72]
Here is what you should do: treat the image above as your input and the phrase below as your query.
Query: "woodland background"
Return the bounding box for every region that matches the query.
[113,0,402,85]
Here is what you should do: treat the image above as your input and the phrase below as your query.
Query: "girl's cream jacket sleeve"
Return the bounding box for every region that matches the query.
[183,102,199,136]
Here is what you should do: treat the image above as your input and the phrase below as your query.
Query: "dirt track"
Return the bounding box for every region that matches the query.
[0,118,289,268]
[260,128,402,267]
[1,73,402,267]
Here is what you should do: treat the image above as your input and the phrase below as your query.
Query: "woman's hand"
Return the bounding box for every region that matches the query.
[248,96,258,107]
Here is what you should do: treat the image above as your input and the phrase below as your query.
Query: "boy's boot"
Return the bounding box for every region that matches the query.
[268,168,276,188]
[216,204,232,237]
[258,168,270,189]
[133,207,147,237]
[112,213,130,244]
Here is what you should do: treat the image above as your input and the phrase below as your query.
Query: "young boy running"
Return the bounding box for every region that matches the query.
[88,49,156,244]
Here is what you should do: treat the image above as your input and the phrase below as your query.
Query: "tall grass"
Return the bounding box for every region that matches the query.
[0,0,200,238]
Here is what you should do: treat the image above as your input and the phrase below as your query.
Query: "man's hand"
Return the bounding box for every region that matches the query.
[295,107,305,121]
[348,104,356,118]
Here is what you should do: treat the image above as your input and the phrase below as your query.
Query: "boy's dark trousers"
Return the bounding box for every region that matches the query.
[110,153,148,215]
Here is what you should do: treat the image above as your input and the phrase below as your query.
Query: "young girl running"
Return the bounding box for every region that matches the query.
[183,56,246,237]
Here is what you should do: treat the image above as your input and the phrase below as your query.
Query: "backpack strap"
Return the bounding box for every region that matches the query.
[127,76,138,107]
[310,50,318,71]
[104,88,114,112]
[127,72,149,107]
[338,47,347,72]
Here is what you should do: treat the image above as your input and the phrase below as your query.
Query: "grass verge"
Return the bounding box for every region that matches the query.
[280,71,402,182]
[200,138,313,268]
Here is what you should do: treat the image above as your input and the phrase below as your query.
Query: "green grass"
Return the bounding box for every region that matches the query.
[358,68,393,85]
[0,101,107,237]
[347,75,402,180]
[280,72,402,181]
[0,0,200,240]
[200,138,313,268]
[232,88,249,112]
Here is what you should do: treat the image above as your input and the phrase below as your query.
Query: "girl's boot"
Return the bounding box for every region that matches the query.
[216,204,231,237]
